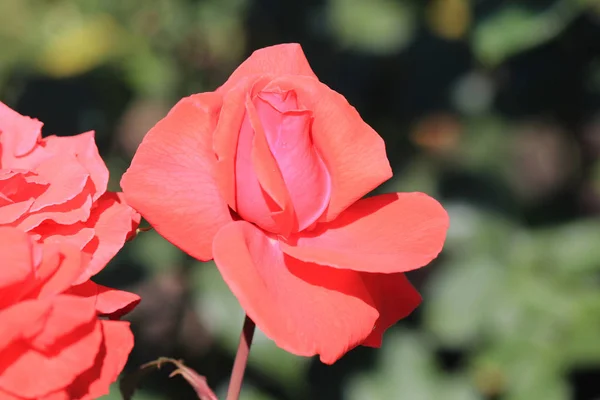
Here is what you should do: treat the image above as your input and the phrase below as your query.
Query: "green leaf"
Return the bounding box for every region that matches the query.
[129,229,185,273]
[36,13,124,77]
[443,203,516,260]
[346,331,438,400]
[327,0,416,54]
[535,220,600,274]
[561,292,600,364]
[474,340,568,400]
[382,156,439,196]
[473,1,582,66]
[121,45,178,98]
[425,256,507,347]
[347,330,479,399]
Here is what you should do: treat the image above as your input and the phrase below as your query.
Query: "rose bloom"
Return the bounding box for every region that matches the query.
[122,43,449,363]
[0,227,139,399]
[0,102,140,283]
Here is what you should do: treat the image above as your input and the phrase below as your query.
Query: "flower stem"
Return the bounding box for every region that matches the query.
[226,314,256,400]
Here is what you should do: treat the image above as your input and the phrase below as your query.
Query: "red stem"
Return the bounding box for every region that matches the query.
[225,314,256,400]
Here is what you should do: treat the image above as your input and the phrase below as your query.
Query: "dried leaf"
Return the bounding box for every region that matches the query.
[119,357,218,400]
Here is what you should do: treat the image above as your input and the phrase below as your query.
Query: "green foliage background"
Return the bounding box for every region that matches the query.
[1,0,599,399]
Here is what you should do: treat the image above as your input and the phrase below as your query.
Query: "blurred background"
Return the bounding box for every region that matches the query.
[1,0,600,399]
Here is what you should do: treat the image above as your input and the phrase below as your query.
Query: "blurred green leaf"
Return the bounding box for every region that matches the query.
[473,339,568,400]
[425,256,507,347]
[327,0,416,54]
[122,44,178,98]
[443,204,515,259]
[560,292,600,364]
[129,229,185,272]
[347,330,480,400]
[383,156,439,196]
[346,331,438,400]
[535,220,600,274]
[473,1,582,66]
[37,13,124,77]
[461,116,512,176]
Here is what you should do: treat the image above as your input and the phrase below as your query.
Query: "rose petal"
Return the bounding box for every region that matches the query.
[30,155,90,213]
[213,76,271,211]
[0,388,22,399]
[34,242,87,300]
[17,191,93,232]
[35,223,96,252]
[67,280,140,319]
[0,227,35,304]
[0,171,47,224]
[66,320,134,400]
[0,299,50,350]
[0,199,34,225]
[44,132,109,201]
[280,193,449,273]
[234,94,295,233]
[213,43,318,211]
[255,90,331,231]
[212,221,378,364]
[121,93,232,261]
[360,273,421,347]
[27,295,97,352]
[73,192,140,283]
[14,158,95,232]
[263,76,393,221]
[217,43,317,94]
[0,298,101,399]
[41,391,69,400]
[0,101,43,159]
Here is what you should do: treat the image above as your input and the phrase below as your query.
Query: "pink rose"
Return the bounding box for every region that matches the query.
[0,226,139,400]
[0,102,140,283]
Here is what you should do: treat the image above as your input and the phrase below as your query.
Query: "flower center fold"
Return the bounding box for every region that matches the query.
[234,89,331,235]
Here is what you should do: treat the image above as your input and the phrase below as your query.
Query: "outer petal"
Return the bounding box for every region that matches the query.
[0,198,35,225]
[216,43,317,94]
[212,221,378,364]
[263,76,393,221]
[27,295,97,352]
[121,93,232,261]
[0,299,50,350]
[30,155,90,213]
[66,320,134,400]
[360,273,421,347]
[41,391,69,400]
[0,171,47,225]
[44,132,109,201]
[0,389,22,400]
[34,223,95,253]
[15,156,94,232]
[213,76,271,211]
[280,193,449,273]
[34,241,87,299]
[0,297,100,399]
[17,194,93,233]
[73,192,140,283]
[67,280,140,319]
[0,227,35,304]
[0,101,43,160]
